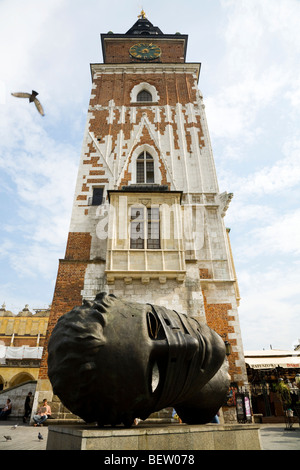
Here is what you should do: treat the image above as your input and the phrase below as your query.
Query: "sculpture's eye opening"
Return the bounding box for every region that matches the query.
[146,310,166,340]
[147,311,158,338]
[151,362,160,393]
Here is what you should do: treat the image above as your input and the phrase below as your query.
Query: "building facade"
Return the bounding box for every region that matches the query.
[244,349,300,422]
[38,14,248,422]
[0,303,49,390]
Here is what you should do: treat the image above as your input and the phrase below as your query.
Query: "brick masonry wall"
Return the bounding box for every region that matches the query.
[38,259,88,380]
[65,232,92,260]
[39,231,92,378]
[203,292,242,386]
[103,38,186,64]
[90,72,199,108]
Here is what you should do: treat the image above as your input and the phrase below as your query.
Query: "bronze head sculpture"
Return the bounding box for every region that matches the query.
[48,293,230,427]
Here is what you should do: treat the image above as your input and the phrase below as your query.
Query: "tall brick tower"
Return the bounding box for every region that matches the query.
[37,13,248,422]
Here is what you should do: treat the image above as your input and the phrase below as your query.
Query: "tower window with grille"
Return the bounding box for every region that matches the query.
[130,206,160,249]
[137,90,152,102]
[91,187,104,205]
[136,152,154,183]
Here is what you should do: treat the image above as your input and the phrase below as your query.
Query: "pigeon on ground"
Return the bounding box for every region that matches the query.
[11,424,18,429]
[11,90,45,116]
[4,435,12,441]
[38,432,43,440]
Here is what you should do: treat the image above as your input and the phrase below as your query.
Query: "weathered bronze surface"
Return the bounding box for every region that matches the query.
[48,293,230,427]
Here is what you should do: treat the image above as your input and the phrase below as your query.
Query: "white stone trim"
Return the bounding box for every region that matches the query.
[91,63,201,81]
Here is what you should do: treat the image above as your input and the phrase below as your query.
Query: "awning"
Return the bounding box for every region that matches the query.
[0,345,43,360]
[246,357,300,369]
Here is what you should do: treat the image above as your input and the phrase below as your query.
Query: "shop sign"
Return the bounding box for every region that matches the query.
[251,363,278,369]
[251,363,300,369]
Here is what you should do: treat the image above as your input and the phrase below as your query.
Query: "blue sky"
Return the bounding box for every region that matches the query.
[0,0,300,351]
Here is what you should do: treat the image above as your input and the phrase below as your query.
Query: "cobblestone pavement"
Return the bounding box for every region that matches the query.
[259,423,300,450]
[0,421,299,451]
[0,422,48,450]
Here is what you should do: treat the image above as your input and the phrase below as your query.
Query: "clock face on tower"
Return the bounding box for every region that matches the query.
[129,43,161,61]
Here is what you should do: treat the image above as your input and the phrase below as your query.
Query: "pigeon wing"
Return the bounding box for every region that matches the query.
[33,97,45,116]
[11,92,31,99]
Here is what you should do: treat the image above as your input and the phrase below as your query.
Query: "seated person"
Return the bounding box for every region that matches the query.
[33,399,51,426]
[0,399,12,420]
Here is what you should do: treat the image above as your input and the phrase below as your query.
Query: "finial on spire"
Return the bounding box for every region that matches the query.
[138,9,146,19]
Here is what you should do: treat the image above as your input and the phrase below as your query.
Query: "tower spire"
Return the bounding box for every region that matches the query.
[138,9,146,19]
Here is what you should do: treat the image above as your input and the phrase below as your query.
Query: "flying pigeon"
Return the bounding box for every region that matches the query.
[11,90,45,116]
[4,435,12,441]
[38,432,43,440]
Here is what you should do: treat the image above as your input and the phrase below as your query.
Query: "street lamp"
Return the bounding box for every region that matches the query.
[224,340,231,356]
[220,334,231,356]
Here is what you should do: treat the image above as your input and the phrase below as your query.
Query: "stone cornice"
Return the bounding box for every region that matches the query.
[90,62,201,81]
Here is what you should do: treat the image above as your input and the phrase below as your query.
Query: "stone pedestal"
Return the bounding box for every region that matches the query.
[46,423,261,450]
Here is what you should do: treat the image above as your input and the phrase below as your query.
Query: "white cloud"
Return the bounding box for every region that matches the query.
[232,138,300,196]
[0,0,64,86]
[0,79,78,285]
[250,210,300,256]
[0,240,14,258]
[211,0,300,351]
[206,0,300,143]
[9,243,61,279]
[226,205,300,269]
[238,264,300,350]
[225,200,275,225]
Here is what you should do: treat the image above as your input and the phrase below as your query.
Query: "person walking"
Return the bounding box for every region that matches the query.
[23,391,33,423]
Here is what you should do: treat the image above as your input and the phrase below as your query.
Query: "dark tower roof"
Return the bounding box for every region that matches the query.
[125,17,163,36]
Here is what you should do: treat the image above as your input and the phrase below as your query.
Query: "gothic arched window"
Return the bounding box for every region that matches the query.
[137,90,152,102]
[130,83,159,103]
[136,152,154,183]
